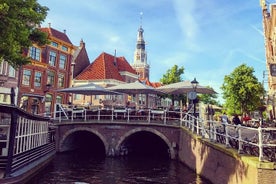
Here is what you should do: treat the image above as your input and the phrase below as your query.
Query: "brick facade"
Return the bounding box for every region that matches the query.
[55,122,180,159]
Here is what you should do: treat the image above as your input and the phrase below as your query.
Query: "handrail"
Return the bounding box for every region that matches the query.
[181,113,276,162]
[0,103,54,177]
[0,104,50,121]
[52,104,182,126]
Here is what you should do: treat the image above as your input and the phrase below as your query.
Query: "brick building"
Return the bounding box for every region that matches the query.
[0,61,18,104]
[261,1,276,118]
[18,25,89,116]
[73,52,139,106]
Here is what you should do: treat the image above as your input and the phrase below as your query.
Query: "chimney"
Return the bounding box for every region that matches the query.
[113,49,117,66]
[80,39,85,47]
[63,29,66,34]
[48,23,51,28]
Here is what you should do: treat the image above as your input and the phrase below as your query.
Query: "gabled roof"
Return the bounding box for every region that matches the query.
[39,27,72,44]
[72,41,90,78]
[117,56,137,74]
[75,52,136,81]
[139,78,162,88]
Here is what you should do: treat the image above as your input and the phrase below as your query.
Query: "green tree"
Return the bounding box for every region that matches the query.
[160,65,185,105]
[160,65,184,84]
[198,86,220,106]
[0,0,49,68]
[221,64,265,115]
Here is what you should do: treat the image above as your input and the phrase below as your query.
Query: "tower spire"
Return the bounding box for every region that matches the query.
[132,12,149,80]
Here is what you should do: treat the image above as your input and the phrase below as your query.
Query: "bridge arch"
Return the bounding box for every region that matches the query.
[115,127,176,158]
[59,127,108,154]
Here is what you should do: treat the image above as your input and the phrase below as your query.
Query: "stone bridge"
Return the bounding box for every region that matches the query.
[55,121,180,159]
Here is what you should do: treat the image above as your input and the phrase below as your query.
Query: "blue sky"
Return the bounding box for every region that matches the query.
[38,0,267,102]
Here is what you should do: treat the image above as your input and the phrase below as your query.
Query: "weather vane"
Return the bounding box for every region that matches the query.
[140,12,143,27]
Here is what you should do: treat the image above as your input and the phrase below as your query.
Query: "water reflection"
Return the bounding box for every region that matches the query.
[28,151,211,184]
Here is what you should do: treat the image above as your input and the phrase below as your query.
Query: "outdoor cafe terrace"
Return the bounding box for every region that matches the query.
[52,80,276,162]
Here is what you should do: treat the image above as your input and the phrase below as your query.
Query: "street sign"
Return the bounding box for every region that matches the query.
[188,91,197,100]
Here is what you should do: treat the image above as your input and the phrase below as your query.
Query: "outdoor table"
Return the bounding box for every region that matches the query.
[114,108,127,119]
[66,107,86,121]
[150,109,165,120]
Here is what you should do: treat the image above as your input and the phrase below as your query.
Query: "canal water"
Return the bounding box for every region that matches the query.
[28,151,212,184]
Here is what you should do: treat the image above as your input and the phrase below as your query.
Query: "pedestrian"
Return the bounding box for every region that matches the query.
[220,113,228,133]
[232,114,241,125]
[242,114,251,126]
[221,113,228,123]
[232,114,241,137]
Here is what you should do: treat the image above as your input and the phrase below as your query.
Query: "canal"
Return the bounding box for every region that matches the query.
[28,151,212,184]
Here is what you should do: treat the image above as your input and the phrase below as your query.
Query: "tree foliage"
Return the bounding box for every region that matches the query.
[198,86,219,106]
[221,64,265,115]
[0,0,49,68]
[159,65,185,104]
[160,65,184,84]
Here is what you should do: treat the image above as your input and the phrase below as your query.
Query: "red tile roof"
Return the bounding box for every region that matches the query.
[39,27,72,44]
[117,57,137,74]
[75,52,136,81]
[139,78,162,88]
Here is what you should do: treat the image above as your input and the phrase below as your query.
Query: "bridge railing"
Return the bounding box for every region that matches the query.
[180,109,276,162]
[52,103,183,126]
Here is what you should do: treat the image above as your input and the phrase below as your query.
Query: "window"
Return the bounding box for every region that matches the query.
[8,66,15,77]
[22,69,31,86]
[59,54,66,69]
[49,51,57,66]
[56,95,62,104]
[62,45,68,51]
[58,73,65,87]
[0,94,9,104]
[45,94,52,116]
[0,62,4,75]
[47,71,55,86]
[34,71,42,88]
[74,94,82,100]
[51,41,58,47]
[0,61,8,75]
[29,46,41,61]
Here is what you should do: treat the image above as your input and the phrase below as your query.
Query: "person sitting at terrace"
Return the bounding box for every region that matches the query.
[169,104,174,111]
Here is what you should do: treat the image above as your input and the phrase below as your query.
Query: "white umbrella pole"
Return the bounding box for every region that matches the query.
[136,94,139,110]
[146,94,149,108]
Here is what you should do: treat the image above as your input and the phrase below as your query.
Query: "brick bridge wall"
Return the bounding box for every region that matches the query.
[55,122,180,159]
[55,122,276,184]
[178,127,276,184]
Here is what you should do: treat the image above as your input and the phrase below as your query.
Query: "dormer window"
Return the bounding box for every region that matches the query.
[62,45,68,51]
[51,41,58,47]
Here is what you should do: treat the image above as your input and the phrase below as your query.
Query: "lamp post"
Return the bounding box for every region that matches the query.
[70,61,76,104]
[191,78,198,133]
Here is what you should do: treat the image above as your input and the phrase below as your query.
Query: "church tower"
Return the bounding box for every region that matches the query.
[132,13,150,80]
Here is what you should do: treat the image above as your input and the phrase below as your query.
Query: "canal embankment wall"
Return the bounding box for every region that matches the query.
[178,127,276,184]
